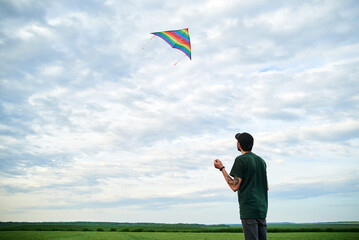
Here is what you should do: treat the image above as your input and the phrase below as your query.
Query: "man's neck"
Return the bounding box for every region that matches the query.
[241,151,251,155]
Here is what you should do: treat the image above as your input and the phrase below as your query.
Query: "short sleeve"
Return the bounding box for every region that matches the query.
[230,156,244,179]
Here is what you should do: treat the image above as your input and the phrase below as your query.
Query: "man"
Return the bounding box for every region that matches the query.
[214,132,268,240]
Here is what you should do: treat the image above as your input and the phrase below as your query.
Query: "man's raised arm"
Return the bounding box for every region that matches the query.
[214,159,241,192]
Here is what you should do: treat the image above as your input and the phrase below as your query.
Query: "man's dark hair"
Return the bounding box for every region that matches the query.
[235,132,254,151]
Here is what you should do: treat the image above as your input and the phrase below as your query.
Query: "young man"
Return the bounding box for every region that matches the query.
[214,132,268,240]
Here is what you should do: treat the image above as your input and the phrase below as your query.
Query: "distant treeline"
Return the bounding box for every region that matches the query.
[0,222,358,233]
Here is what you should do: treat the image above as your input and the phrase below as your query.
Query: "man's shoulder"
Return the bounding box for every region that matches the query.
[235,155,245,163]
[251,153,267,168]
[248,152,265,160]
[234,154,249,166]
[235,153,265,162]
[239,153,266,164]
[236,152,258,159]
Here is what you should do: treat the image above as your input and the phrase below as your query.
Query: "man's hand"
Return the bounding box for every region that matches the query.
[214,159,223,169]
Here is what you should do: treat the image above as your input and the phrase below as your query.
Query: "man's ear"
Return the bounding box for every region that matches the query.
[237,141,242,151]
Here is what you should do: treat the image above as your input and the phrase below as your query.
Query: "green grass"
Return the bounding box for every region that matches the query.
[1,222,358,233]
[0,222,228,232]
[0,231,359,240]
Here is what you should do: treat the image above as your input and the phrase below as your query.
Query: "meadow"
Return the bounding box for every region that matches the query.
[1,231,359,240]
[1,222,359,232]
[0,222,358,240]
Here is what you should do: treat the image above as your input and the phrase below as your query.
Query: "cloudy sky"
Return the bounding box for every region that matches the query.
[1,0,359,224]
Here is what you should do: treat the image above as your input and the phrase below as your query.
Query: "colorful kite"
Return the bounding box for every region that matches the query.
[143,28,191,65]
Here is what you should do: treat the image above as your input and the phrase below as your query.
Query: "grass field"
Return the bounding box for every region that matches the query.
[1,231,359,240]
[1,222,358,233]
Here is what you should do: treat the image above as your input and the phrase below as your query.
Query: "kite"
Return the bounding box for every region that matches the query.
[143,28,191,65]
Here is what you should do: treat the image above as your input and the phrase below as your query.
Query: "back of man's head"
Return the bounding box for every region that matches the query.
[235,132,254,151]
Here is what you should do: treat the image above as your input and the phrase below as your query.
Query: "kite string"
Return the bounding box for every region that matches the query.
[142,35,155,50]
[174,54,187,66]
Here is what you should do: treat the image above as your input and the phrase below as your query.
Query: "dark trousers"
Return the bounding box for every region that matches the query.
[241,218,267,240]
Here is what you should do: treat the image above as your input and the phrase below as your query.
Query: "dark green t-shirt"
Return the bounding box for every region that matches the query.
[230,152,268,219]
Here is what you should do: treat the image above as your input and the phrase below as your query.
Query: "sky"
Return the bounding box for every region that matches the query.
[0,0,359,224]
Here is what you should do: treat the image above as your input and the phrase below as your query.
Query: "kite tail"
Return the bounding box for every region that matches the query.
[174,54,187,66]
[142,35,155,50]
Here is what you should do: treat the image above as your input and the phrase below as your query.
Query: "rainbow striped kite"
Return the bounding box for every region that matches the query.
[151,28,191,60]
[146,28,191,64]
